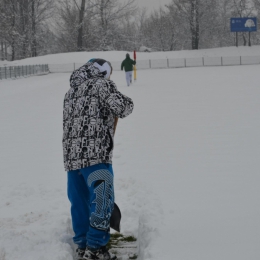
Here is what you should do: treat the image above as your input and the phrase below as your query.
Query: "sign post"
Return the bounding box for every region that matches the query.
[230,18,257,47]
[133,50,137,81]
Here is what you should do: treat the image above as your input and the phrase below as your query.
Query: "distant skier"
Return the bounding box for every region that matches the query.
[121,53,136,86]
[63,58,134,260]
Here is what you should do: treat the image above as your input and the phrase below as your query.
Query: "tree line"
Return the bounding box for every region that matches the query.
[1,0,260,61]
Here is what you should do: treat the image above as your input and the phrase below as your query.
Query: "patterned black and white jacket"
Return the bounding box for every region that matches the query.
[63,60,134,171]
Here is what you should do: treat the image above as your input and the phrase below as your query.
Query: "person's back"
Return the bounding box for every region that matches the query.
[63,58,134,260]
[121,54,136,86]
[63,59,133,170]
[121,53,136,72]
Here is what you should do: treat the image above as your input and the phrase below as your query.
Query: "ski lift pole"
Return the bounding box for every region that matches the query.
[133,50,137,81]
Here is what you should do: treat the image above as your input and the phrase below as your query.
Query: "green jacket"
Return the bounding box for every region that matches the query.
[121,54,136,72]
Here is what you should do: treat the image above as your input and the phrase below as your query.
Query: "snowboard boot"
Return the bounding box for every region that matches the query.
[76,248,86,260]
[83,246,117,260]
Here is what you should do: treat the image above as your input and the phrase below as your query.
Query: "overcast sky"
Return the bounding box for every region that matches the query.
[137,0,172,13]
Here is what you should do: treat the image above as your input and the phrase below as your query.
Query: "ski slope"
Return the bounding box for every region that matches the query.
[0,49,260,260]
[2,46,260,66]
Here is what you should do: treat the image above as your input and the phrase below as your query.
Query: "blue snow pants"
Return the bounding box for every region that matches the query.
[67,163,114,250]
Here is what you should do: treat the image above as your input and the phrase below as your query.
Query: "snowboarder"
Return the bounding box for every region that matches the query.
[63,58,134,260]
[121,53,136,86]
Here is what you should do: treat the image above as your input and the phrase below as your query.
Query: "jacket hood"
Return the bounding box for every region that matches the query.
[70,59,112,88]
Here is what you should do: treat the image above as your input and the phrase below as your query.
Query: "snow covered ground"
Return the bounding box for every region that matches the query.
[0,48,260,260]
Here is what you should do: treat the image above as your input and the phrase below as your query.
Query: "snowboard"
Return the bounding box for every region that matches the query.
[109,203,138,260]
[110,202,121,232]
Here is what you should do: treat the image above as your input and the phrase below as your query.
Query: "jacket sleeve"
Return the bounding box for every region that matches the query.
[133,60,136,65]
[99,80,134,119]
[121,61,124,70]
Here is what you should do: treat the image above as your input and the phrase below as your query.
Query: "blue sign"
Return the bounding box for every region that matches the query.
[231,18,257,32]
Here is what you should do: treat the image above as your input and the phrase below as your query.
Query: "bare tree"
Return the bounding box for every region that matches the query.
[0,0,54,60]
[1,0,18,60]
[31,0,55,56]
[140,8,177,51]
[77,0,86,51]
[55,0,92,51]
[170,0,201,49]
[89,0,136,50]
[167,0,219,50]
[70,0,87,51]
[19,0,30,58]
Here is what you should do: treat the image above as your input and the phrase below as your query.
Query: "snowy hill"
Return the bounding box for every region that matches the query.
[0,47,260,260]
[1,46,260,66]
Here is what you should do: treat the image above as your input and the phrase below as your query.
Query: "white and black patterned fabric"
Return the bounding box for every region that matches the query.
[63,59,134,171]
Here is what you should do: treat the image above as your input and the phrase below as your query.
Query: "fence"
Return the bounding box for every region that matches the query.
[0,64,49,80]
[47,55,260,73]
[1,55,260,78]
